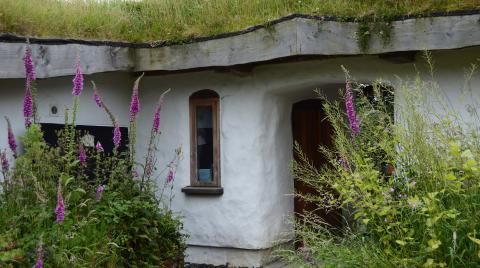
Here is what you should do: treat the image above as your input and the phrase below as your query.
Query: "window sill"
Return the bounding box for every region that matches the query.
[181,186,224,196]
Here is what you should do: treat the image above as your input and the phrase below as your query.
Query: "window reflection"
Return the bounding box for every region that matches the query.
[196,106,213,182]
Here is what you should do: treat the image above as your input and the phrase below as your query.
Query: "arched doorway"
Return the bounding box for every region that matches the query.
[291,99,342,229]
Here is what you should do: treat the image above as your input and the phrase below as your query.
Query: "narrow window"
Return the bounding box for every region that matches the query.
[189,90,220,187]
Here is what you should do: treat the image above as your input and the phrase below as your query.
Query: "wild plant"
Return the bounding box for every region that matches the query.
[282,62,480,267]
[0,43,186,267]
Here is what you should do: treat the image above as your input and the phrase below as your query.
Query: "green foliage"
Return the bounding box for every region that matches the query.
[96,192,185,266]
[0,0,477,42]
[0,124,186,267]
[0,94,185,266]
[283,64,480,267]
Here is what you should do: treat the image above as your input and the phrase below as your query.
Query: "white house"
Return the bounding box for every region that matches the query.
[0,12,479,267]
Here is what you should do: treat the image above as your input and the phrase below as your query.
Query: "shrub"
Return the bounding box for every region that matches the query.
[282,63,480,267]
[0,44,186,267]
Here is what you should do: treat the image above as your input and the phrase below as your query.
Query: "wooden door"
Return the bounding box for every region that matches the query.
[292,99,341,228]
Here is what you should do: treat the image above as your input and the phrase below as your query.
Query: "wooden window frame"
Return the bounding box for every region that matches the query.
[189,97,221,187]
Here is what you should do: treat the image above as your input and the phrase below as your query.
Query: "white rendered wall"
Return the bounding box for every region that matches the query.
[0,46,479,266]
[137,71,295,249]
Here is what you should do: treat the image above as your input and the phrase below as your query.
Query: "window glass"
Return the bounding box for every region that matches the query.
[196,106,213,182]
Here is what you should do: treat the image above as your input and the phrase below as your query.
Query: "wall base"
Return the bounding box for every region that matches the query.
[185,245,281,267]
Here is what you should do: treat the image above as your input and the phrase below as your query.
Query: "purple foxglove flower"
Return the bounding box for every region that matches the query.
[389,187,395,193]
[129,74,143,123]
[129,87,140,123]
[32,244,44,268]
[72,58,84,96]
[23,87,33,127]
[152,104,161,134]
[95,141,104,152]
[167,169,174,183]
[113,121,121,149]
[55,188,65,223]
[95,185,105,202]
[78,143,87,165]
[5,117,17,158]
[92,84,103,108]
[25,118,32,127]
[153,90,169,133]
[345,82,360,136]
[24,44,36,83]
[1,151,9,174]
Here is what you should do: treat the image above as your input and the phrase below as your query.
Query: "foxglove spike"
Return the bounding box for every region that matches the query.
[167,169,174,183]
[5,117,17,158]
[1,151,9,175]
[24,44,36,82]
[152,104,161,133]
[32,244,44,268]
[96,185,105,202]
[95,141,104,152]
[92,81,103,108]
[129,74,144,122]
[78,143,87,165]
[152,90,169,133]
[72,57,84,96]
[23,87,33,127]
[55,187,65,223]
[113,121,121,149]
[345,82,360,136]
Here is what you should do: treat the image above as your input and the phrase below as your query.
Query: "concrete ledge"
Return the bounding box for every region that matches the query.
[185,245,278,267]
[0,13,479,78]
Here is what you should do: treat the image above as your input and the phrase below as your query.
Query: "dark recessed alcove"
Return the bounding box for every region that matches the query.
[40,123,129,153]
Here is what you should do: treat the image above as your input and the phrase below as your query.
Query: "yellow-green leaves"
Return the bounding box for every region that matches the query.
[428,239,442,251]
[424,258,435,267]
[445,172,457,181]
[449,142,461,157]
[423,259,446,267]
[461,149,478,172]
[468,234,480,245]
[463,158,478,172]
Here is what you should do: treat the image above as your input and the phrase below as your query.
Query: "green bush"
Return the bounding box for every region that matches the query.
[0,46,186,267]
[283,64,480,267]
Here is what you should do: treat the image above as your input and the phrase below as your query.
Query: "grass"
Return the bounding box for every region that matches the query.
[0,0,479,43]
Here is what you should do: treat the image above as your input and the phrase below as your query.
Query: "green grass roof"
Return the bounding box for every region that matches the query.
[1,0,479,43]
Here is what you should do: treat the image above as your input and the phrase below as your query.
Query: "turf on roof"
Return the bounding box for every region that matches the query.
[0,0,479,43]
